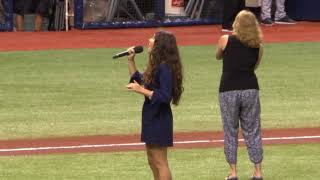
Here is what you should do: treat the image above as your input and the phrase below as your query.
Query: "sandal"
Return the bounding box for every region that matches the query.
[225,175,238,180]
[250,176,263,180]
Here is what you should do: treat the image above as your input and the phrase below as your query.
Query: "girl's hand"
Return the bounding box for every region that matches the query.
[127,47,136,61]
[126,80,142,92]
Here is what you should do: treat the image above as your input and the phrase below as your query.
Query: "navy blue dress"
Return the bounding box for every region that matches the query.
[130,63,173,147]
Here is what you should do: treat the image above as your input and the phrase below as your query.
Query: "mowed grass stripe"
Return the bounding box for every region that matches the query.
[0,144,319,180]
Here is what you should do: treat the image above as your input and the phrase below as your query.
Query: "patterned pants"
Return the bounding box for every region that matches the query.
[219,89,263,164]
[261,0,286,20]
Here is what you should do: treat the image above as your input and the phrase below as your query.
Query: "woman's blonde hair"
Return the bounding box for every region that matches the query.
[232,10,263,48]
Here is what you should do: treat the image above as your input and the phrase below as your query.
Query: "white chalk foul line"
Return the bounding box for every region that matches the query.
[0,135,319,153]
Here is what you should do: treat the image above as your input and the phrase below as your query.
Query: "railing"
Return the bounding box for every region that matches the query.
[1,0,223,31]
[74,0,222,29]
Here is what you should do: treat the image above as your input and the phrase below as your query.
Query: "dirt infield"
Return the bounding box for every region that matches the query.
[1,22,320,52]
[0,22,320,156]
[0,128,319,156]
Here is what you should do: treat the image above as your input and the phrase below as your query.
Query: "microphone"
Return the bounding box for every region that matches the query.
[112,46,143,59]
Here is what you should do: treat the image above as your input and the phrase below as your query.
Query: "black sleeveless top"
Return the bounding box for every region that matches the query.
[219,35,260,92]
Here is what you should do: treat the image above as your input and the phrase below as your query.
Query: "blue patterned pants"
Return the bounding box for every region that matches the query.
[219,89,263,164]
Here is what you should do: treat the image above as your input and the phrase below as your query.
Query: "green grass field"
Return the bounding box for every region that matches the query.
[0,42,319,180]
[0,42,320,139]
[0,144,319,179]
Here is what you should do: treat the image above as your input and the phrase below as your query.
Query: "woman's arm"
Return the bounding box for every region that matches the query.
[215,35,228,60]
[255,43,264,70]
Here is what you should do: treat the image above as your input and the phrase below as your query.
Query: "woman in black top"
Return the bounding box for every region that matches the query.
[126,31,183,180]
[216,10,264,180]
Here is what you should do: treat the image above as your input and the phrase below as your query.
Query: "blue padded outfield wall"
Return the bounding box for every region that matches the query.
[286,0,320,21]
[73,0,320,30]
[1,0,319,31]
[74,0,223,29]
[0,0,13,31]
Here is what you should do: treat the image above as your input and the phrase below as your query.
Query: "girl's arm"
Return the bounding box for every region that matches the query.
[127,47,138,76]
[126,80,153,99]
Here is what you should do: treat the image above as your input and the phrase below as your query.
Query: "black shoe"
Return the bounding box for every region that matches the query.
[250,176,263,180]
[275,16,296,24]
[261,18,274,26]
[225,175,238,180]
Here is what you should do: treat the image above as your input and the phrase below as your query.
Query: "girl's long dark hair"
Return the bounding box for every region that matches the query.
[143,31,184,105]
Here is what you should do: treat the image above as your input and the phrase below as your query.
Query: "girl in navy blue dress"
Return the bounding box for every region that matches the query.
[126,31,183,180]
